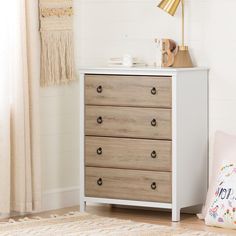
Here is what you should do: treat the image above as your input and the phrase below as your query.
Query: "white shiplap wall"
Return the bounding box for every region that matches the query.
[40,0,236,209]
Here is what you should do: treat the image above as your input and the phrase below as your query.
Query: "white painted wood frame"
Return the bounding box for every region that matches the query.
[79,67,209,222]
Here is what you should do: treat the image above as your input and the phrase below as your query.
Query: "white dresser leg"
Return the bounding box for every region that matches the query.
[172,207,181,222]
[80,201,86,212]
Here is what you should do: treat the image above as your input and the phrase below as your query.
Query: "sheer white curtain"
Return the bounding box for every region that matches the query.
[0,0,41,215]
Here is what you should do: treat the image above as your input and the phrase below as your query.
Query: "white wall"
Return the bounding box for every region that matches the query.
[205,0,236,171]
[40,0,236,209]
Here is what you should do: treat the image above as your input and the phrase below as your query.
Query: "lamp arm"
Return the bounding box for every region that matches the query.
[182,0,185,47]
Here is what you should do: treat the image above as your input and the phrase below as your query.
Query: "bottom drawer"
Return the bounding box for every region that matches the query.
[85,167,172,203]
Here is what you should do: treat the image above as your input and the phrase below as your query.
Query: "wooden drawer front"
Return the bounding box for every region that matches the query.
[85,75,172,108]
[85,167,172,203]
[85,106,172,140]
[85,137,172,171]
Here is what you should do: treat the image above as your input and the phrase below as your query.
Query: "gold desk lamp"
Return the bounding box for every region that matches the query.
[158,0,193,68]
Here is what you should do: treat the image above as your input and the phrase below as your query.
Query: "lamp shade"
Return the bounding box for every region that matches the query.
[158,0,181,16]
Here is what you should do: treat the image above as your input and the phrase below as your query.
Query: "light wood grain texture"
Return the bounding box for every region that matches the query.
[173,48,193,68]
[85,75,172,108]
[85,136,172,171]
[85,167,172,203]
[87,205,236,236]
[85,106,172,140]
[162,39,177,67]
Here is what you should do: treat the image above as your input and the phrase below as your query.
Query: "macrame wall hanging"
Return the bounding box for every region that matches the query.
[39,0,75,87]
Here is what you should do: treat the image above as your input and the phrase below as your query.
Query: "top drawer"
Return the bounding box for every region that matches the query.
[85,75,172,108]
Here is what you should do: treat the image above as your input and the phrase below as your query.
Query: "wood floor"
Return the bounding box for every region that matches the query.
[8,205,235,235]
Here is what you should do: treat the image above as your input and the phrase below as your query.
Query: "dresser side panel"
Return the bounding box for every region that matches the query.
[175,70,208,209]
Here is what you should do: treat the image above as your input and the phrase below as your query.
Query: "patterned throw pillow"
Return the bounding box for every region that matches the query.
[205,162,236,229]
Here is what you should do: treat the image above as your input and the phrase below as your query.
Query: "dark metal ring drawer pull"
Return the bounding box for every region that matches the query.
[151,87,157,95]
[151,119,157,127]
[97,178,103,186]
[97,116,103,124]
[151,151,157,159]
[97,147,103,155]
[97,85,103,93]
[151,182,157,190]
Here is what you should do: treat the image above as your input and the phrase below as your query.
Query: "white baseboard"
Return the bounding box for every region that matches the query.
[42,186,80,211]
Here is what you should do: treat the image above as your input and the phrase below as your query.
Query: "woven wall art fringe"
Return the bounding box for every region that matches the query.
[39,0,75,87]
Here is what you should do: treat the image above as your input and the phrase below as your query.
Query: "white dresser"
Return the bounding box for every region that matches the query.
[79,67,208,222]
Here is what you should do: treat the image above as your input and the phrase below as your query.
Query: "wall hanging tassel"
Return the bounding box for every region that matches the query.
[39,0,75,87]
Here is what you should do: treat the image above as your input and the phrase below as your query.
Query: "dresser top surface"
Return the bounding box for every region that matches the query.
[79,66,209,75]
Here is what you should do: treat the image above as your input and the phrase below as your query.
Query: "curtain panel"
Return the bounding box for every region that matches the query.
[0,0,41,215]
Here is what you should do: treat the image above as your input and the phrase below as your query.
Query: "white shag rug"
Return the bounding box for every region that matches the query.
[0,212,228,236]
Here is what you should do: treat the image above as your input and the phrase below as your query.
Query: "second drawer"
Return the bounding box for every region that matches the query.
[85,106,172,140]
[85,136,172,171]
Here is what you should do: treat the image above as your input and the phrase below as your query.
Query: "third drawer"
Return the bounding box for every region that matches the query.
[85,136,172,171]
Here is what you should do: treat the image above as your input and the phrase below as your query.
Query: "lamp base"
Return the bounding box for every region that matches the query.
[173,46,193,68]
